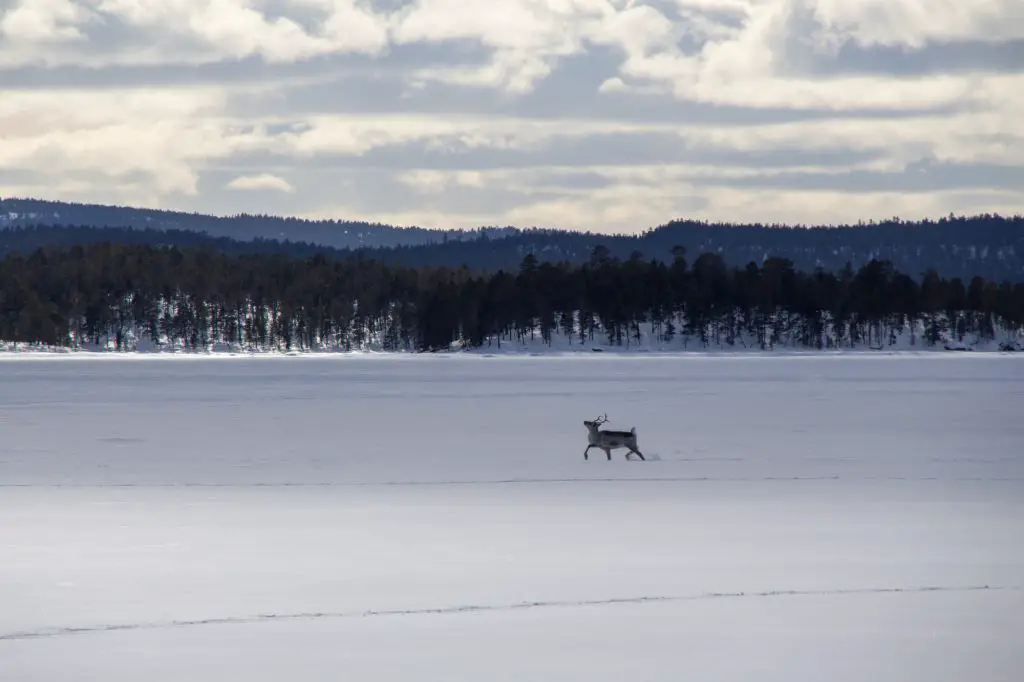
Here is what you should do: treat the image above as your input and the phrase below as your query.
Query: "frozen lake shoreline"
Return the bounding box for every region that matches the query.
[2,355,1022,681]
[2,348,1022,362]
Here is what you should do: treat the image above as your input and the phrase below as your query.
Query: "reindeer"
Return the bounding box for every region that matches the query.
[583,414,645,461]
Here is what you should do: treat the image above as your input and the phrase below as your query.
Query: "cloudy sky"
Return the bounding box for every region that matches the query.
[1,0,1022,233]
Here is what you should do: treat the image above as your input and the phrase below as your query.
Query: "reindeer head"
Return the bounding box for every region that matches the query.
[583,414,609,429]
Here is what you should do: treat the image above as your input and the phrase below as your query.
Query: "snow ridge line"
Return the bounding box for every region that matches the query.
[1,475,1022,489]
[1,585,1015,642]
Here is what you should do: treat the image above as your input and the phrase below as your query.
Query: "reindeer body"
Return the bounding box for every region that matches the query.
[583,415,645,461]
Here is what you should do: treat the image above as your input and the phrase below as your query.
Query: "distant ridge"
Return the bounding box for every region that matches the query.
[2,197,1022,281]
[0,197,521,250]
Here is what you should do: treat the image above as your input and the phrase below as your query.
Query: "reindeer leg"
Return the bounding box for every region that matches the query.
[583,445,592,461]
[604,448,612,461]
[630,448,646,462]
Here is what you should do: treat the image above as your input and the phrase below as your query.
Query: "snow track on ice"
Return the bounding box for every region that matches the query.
[3,475,1023,489]
[2,585,1016,642]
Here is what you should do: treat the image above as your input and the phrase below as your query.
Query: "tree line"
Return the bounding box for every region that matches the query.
[1,242,1022,353]
[4,199,1023,282]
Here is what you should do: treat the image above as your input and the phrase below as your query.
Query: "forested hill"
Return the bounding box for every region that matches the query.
[2,198,1022,282]
[0,197,517,249]
[361,214,1024,282]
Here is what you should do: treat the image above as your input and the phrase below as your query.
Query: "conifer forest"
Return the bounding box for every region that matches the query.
[2,241,1022,353]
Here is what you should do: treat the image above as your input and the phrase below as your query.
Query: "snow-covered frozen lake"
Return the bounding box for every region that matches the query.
[2,354,1023,681]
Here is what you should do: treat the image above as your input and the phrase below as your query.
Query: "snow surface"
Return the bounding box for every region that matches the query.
[1,354,1023,681]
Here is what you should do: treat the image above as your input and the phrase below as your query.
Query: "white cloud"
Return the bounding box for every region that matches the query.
[0,0,93,42]
[809,0,1024,48]
[393,0,610,92]
[226,173,295,193]
[0,0,391,67]
[1,0,1023,230]
[0,87,265,195]
[397,169,485,193]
